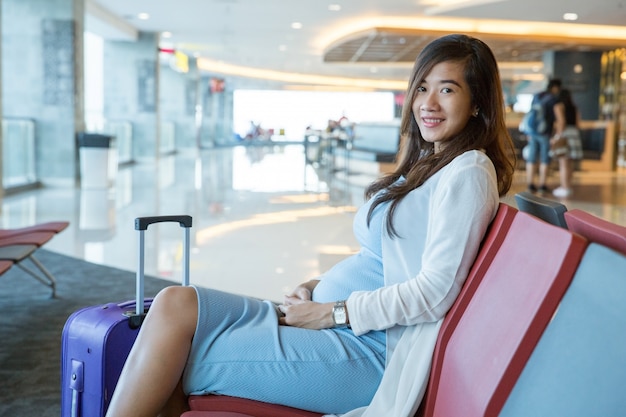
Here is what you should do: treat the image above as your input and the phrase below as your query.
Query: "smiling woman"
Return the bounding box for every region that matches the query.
[105,34,515,417]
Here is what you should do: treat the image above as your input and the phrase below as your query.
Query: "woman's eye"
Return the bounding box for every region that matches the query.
[441,87,453,94]
[417,86,426,92]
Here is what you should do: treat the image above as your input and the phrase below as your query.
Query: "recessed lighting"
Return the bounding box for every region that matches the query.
[328,4,341,11]
[279,45,287,52]
[563,12,578,21]
[162,32,172,38]
[137,12,150,20]
[291,22,303,29]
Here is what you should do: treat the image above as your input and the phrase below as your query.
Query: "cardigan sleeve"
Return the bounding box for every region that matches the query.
[347,154,499,336]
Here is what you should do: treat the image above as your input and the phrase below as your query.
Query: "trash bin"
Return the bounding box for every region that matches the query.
[77,133,117,189]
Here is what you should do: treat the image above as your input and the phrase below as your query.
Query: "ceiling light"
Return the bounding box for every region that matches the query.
[328,4,341,11]
[563,13,578,21]
[279,45,287,52]
[291,22,303,29]
[161,32,172,38]
[137,12,150,20]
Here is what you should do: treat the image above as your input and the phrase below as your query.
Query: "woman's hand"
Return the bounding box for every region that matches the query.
[282,279,319,305]
[278,300,335,329]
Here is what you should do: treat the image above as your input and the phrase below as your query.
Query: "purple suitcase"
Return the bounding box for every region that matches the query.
[60,215,192,417]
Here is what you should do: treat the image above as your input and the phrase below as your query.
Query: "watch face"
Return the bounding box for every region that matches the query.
[333,305,347,325]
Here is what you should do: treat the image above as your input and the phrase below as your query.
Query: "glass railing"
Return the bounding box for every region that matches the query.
[2,118,38,189]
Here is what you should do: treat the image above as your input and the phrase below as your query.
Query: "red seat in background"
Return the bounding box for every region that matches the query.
[564,208,626,256]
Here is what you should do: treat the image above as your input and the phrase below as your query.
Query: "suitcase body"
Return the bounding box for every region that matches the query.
[60,215,192,417]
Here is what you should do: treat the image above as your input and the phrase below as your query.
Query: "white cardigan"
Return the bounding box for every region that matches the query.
[327,150,499,417]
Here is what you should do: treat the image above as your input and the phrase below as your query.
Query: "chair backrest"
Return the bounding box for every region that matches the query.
[499,243,626,416]
[419,203,518,416]
[423,211,587,417]
[564,209,626,256]
[514,191,568,228]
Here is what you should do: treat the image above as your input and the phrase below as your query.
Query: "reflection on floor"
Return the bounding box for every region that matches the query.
[2,144,625,301]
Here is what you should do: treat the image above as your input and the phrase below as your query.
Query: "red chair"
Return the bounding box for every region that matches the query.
[0,221,68,245]
[564,209,626,255]
[183,413,257,417]
[499,243,626,416]
[0,221,69,297]
[0,221,69,237]
[184,204,518,417]
[185,396,322,417]
[420,211,587,417]
[416,203,518,416]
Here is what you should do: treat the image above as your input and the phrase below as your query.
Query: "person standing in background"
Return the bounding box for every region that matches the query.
[524,78,562,193]
[552,88,583,198]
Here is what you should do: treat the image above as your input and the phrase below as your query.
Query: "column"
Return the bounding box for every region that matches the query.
[2,0,85,186]
[159,53,200,150]
[103,32,159,161]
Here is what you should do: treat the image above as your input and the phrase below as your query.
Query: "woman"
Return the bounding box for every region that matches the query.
[552,88,583,198]
[105,34,515,417]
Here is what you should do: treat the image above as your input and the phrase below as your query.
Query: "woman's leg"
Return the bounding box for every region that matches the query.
[558,156,568,188]
[538,162,549,188]
[105,286,198,417]
[565,159,574,189]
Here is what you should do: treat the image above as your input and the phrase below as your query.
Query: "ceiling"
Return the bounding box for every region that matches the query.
[86,0,626,90]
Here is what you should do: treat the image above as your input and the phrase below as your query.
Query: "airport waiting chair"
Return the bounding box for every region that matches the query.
[184,204,519,417]
[417,203,518,416]
[0,221,69,237]
[499,243,626,416]
[0,244,58,297]
[186,396,322,417]
[420,211,587,417]
[564,209,626,255]
[514,191,568,228]
[0,221,69,297]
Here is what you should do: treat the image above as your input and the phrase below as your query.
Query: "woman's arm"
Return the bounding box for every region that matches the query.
[348,158,499,335]
[553,101,566,136]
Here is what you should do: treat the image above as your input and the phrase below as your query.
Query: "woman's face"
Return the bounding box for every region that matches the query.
[412,60,476,153]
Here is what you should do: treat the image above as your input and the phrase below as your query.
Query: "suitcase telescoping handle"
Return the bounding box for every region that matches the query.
[129,215,192,328]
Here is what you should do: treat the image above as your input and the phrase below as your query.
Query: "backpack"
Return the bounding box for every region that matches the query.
[519,93,547,135]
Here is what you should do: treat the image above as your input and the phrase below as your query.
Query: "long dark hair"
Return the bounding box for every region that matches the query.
[365,34,515,236]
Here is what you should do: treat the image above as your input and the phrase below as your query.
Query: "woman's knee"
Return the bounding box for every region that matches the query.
[150,286,198,333]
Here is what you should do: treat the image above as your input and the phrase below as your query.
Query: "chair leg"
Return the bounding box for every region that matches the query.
[16,255,57,298]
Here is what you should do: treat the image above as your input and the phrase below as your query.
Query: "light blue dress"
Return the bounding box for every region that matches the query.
[182,198,388,414]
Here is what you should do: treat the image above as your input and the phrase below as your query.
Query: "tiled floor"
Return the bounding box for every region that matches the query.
[2,143,625,301]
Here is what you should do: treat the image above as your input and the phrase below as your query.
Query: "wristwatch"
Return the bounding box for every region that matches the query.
[332,300,348,327]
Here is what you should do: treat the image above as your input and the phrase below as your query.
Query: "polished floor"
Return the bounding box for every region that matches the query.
[2,144,625,302]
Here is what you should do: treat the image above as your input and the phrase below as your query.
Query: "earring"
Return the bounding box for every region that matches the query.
[472,109,479,117]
